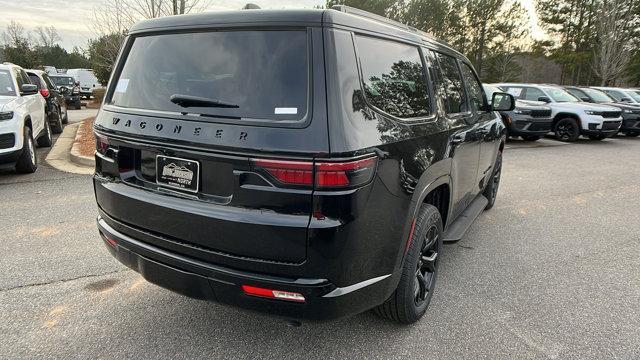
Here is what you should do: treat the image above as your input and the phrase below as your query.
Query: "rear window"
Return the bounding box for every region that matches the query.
[28,74,43,89]
[0,70,16,96]
[109,30,309,122]
[51,76,75,87]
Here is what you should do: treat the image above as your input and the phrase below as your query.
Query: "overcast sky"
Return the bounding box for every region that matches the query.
[0,0,544,51]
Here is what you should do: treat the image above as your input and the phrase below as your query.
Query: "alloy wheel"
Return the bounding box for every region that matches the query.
[557,123,575,141]
[414,225,439,305]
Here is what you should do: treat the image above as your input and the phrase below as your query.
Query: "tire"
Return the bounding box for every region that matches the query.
[61,105,69,124]
[374,204,443,324]
[625,132,639,137]
[36,120,52,147]
[50,106,63,134]
[588,134,606,141]
[521,135,541,141]
[483,150,502,210]
[554,118,580,142]
[15,127,38,173]
[75,101,82,110]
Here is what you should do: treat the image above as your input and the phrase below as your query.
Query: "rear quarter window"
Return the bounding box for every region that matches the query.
[354,35,431,119]
[108,30,309,123]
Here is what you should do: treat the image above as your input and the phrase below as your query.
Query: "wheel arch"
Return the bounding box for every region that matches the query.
[553,112,581,127]
[23,115,33,131]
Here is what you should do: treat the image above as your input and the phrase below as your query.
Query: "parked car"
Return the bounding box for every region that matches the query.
[66,69,102,99]
[49,74,82,110]
[591,87,640,105]
[484,84,552,141]
[496,83,622,141]
[0,63,50,173]
[26,69,67,134]
[565,86,640,137]
[93,6,515,324]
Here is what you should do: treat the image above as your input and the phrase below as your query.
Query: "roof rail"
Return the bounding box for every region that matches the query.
[330,5,438,43]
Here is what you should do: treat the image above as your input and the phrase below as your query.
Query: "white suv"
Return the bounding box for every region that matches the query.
[496,83,623,141]
[0,63,50,173]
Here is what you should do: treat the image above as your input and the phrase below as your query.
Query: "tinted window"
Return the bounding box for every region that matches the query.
[110,30,308,122]
[28,74,43,89]
[604,90,625,101]
[434,53,467,114]
[460,62,485,111]
[19,70,31,87]
[51,76,75,86]
[0,70,16,96]
[524,87,546,101]
[42,74,55,89]
[13,69,25,88]
[356,36,430,119]
[565,88,587,100]
[582,88,613,102]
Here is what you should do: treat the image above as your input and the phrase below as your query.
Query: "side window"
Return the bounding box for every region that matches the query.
[13,69,25,88]
[504,87,525,99]
[19,70,31,86]
[524,87,545,101]
[460,62,486,112]
[433,52,467,114]
[355,35,431,119]
[28,74,43,89]
[566,88,586,100]
[605,90,623,101]
[42,74,55,90]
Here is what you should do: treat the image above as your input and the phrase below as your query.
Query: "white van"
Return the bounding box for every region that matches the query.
[66,69,103,98]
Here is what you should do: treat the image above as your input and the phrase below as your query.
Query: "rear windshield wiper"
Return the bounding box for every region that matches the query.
[170,94,239,109]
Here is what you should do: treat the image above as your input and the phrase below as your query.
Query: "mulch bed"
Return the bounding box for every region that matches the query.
[76,117,96,158]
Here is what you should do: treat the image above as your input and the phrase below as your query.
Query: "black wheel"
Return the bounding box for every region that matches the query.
[588,134,606,141]
[554,118,580,142]
[75,101,82,110]
[15,127,37,173]
[50,106,63,134]
[483,150,502,210]
[521,135,541,141]
[36,120,52,147]
[625,132,639,137]
[374,204,443,324]
[61,104,69,124]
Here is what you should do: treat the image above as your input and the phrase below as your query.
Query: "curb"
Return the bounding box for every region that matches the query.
[70,121,96,168]
[45,122,94,175]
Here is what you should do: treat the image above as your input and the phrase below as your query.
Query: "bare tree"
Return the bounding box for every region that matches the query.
[35,26,61,48]
[2,21,29,47]
[592,0,633,86]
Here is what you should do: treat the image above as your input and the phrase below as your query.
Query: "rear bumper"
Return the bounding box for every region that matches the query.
[97,214,393,321]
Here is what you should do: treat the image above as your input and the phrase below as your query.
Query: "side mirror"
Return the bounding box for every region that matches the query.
[20,84,38,96]
[538,96,551,103]
[620,97,632,103]
[580,97,591,102]
[491,92,515,111]
[75,81,80,86]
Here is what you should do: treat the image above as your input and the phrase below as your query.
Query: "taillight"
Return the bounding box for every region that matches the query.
[39,89,49,97]
[316,157,377,188]
[252,155,377,189]
[96,134,109,154]
[241,285,305,303]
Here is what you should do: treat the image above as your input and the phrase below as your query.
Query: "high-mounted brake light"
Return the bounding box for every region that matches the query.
[39,89,49,98]
[241,285,306,302]
[252,156,377,189]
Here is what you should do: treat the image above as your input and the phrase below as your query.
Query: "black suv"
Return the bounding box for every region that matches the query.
[49,74,83,110]
[26,70,68,133]
[564,86,640,137]
[93,6,514,323]
[484,84,552,141]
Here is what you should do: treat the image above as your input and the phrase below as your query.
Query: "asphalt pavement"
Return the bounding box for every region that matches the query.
[0,127,639,359]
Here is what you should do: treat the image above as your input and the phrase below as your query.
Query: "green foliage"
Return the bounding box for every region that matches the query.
[87,32,127,85]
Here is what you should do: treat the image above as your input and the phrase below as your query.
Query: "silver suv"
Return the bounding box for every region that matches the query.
[496,83,623,141]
